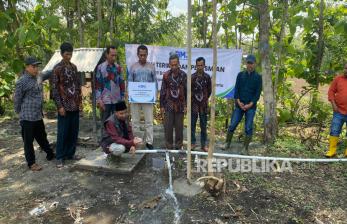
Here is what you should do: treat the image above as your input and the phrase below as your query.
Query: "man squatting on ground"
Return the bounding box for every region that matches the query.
[100,101,143,155]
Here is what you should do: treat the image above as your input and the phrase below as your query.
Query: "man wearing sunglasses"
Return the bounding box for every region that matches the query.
[224,54,262,154]
[14,56,55,171]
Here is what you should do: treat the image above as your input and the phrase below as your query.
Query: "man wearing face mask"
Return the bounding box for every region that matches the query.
[14,56,55,171]
[160,53,187,150]
[128,45,157,150]
[224,54,262,154]
[191,57,211,152]
[100,101,142,154]
[95,46,125,133]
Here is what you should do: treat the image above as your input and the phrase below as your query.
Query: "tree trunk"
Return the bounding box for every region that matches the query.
[97,0,102,47]
[202,0,207,47]
[66,1,74,29]
[223,9,229,49]
[314,0,325,88]
[7,0,21,56]
[109,0,115,44]
[234,26,238,49]
[64,1,74,43]
[208,0,217,176]
[128,0,132,43]
[7,0,20,33]
[76,0,84,47]
[274,0,289,100]
[187,0,193,182]
[309,0,325,116]
[259,0,277,144]
[238,1,246,49]
[250,32,255,54]
[114,0,118,40]
[133,3,138,41]
[225,29,229,49]
[0,0,5,12]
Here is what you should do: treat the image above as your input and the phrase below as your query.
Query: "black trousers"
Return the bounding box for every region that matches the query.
[56,111,79,160]
[20,120,53,167]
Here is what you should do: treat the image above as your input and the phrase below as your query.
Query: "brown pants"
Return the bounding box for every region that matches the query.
[164,111,184,149]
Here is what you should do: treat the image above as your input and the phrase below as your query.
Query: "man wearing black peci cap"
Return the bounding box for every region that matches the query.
[100,101,143,154]
[224,54,262,154]
[14,56,55,171]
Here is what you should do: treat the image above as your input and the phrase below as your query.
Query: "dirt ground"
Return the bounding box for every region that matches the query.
[0,116,346,224]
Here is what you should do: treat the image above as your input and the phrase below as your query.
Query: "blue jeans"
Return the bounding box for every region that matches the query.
[330,111,347,136]
[56,111,80,160]
[228,107,256,136]
[191,112,208,147]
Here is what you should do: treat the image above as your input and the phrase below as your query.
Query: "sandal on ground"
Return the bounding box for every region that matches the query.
[29,163,42,171]
[56,159,64,168]
[201,146,209,152]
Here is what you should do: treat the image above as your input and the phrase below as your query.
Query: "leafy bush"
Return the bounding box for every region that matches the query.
[82,96,94,117]
[43,99,56,112]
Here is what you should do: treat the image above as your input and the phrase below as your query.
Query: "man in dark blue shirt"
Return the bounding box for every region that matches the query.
[224,54,262,154]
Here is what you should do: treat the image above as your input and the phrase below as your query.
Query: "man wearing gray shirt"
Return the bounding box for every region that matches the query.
[128,45,157,149]
[14,56,55,171]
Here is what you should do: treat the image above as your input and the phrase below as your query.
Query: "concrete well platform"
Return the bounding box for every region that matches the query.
[74,150,146,174]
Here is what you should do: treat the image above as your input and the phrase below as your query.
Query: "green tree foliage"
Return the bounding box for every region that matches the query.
[0,1,62,107]
[0,0,185,110]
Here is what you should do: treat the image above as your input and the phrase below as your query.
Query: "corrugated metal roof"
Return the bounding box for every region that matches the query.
[42,48,104,73]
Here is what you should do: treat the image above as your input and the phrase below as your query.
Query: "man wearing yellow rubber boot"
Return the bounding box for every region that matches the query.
[326,63,347,158]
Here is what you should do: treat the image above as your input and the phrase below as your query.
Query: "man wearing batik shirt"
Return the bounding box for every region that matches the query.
[51,42,82,168]
[191,57,211,152]
[160,53,187,150]
[128,45,157,149]
[95,46,125,126]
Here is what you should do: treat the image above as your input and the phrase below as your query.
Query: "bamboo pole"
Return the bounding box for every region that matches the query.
[97,0,102,48]
[208,0,217,176]
[186,0,192,183]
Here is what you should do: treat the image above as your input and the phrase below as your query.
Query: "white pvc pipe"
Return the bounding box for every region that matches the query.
[135,149,347,163]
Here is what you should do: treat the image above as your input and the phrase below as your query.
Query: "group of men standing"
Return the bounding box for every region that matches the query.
[98,46,215,153]
[13,41,267,171]
[12,40,347,172]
